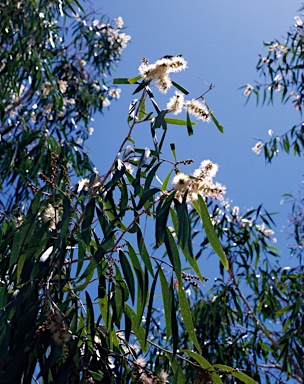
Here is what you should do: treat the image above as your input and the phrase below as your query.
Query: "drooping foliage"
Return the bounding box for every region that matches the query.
[151,8,304,384]
[0,0,130,216]
[242,6,304,161]
[0,1,259,383]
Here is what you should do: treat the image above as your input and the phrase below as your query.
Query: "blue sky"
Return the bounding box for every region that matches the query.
[88,0,303,263]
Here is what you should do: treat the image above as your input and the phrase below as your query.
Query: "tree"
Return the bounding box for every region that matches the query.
[1,1,257,383]
[148,8,304,384]
[2,1,302,384]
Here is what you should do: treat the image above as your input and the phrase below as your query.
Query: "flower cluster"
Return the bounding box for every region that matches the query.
[172,160,225,202]
[295,16,304,39]
[244,84,253,96]
[185,98,210,122]
[43,204,58,231]
[252,141,264,155]
[139,55,187,93]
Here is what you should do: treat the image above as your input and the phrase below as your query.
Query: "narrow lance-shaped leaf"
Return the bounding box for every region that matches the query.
[167,355,187,384]
[213,365,258,384]
[159,267,173,341]
[161,169,173,192]
[182,350,223,384]
[137,187,160,211]
[144,268,159,342]
[119,250,135,305]
[171,80,189,95]
[165,118,197,126]
[170,143,177,161]
[155,192,176,246]
[164,226,181,278]
[124,304,147,352]
[186,110,194,136]
[177,284,202,354]
[113,75,142,84]
[193,195,229,270]
[206,102,224,133]
[137,228,154,276]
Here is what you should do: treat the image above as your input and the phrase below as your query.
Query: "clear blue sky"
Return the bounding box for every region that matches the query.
[87,0,303,265]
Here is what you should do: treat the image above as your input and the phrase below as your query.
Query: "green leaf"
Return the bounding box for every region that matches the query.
[152,110,168,129]
[177,285,202,354]
[133,79,150,94]
[205,103,224,133]
[144,162,162,191]
[137,187,160,210]
[213,364,257,384]
[159,268,173,340]
[81,198,95,245]
[119,250,135,305]
[114,266,127,325]
[85,291,95,352]
[113,75,142,84]
[124,304,147,352]
[155,192,176,246]
[126,241,148,329]
[164,227,181,278]
[137,229,154,276]
[145,268,159,342]
[88,371,104,381]
[167,355,187,384]
[186,111,194,136]
[182,350,223,384]
[138,96,146,120]
[165,118,197,126]
[170,143,177,161]
[193,196,229,270]
[171,80,189,95]
[161,169,173,192]
[175,201,190,250]
[10,190,42,269]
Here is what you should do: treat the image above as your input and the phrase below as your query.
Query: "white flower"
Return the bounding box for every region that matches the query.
[115,16,124,28]
[274,74,282,83]
[77,178,90,193]
[268,129,274,137]
[167,56,187,72]
[78,59,86,68]
[159,369,169,383]
[198,159,219,178]
[103,98,111,107]
[172,173,191,192]
[42,82,52,97]
[58,80,68,93]
[185,99,210,122]
[256,223,274,237]
[125,162,134,175]
[252,141,264,155]
[295,16,303,27]
[139,59,170,81]
[43,204,58,231]
[244,84,253,96]
[155,74,172,94]
[76,137,83,145]
[66,98,75,105]
[166,91,184,115]
[138,55,186,85]
[88,127,94,135]
[108,88,121,99]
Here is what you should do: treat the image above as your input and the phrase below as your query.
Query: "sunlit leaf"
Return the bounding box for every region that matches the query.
[193,196,229,270]
[213,364,257,384]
